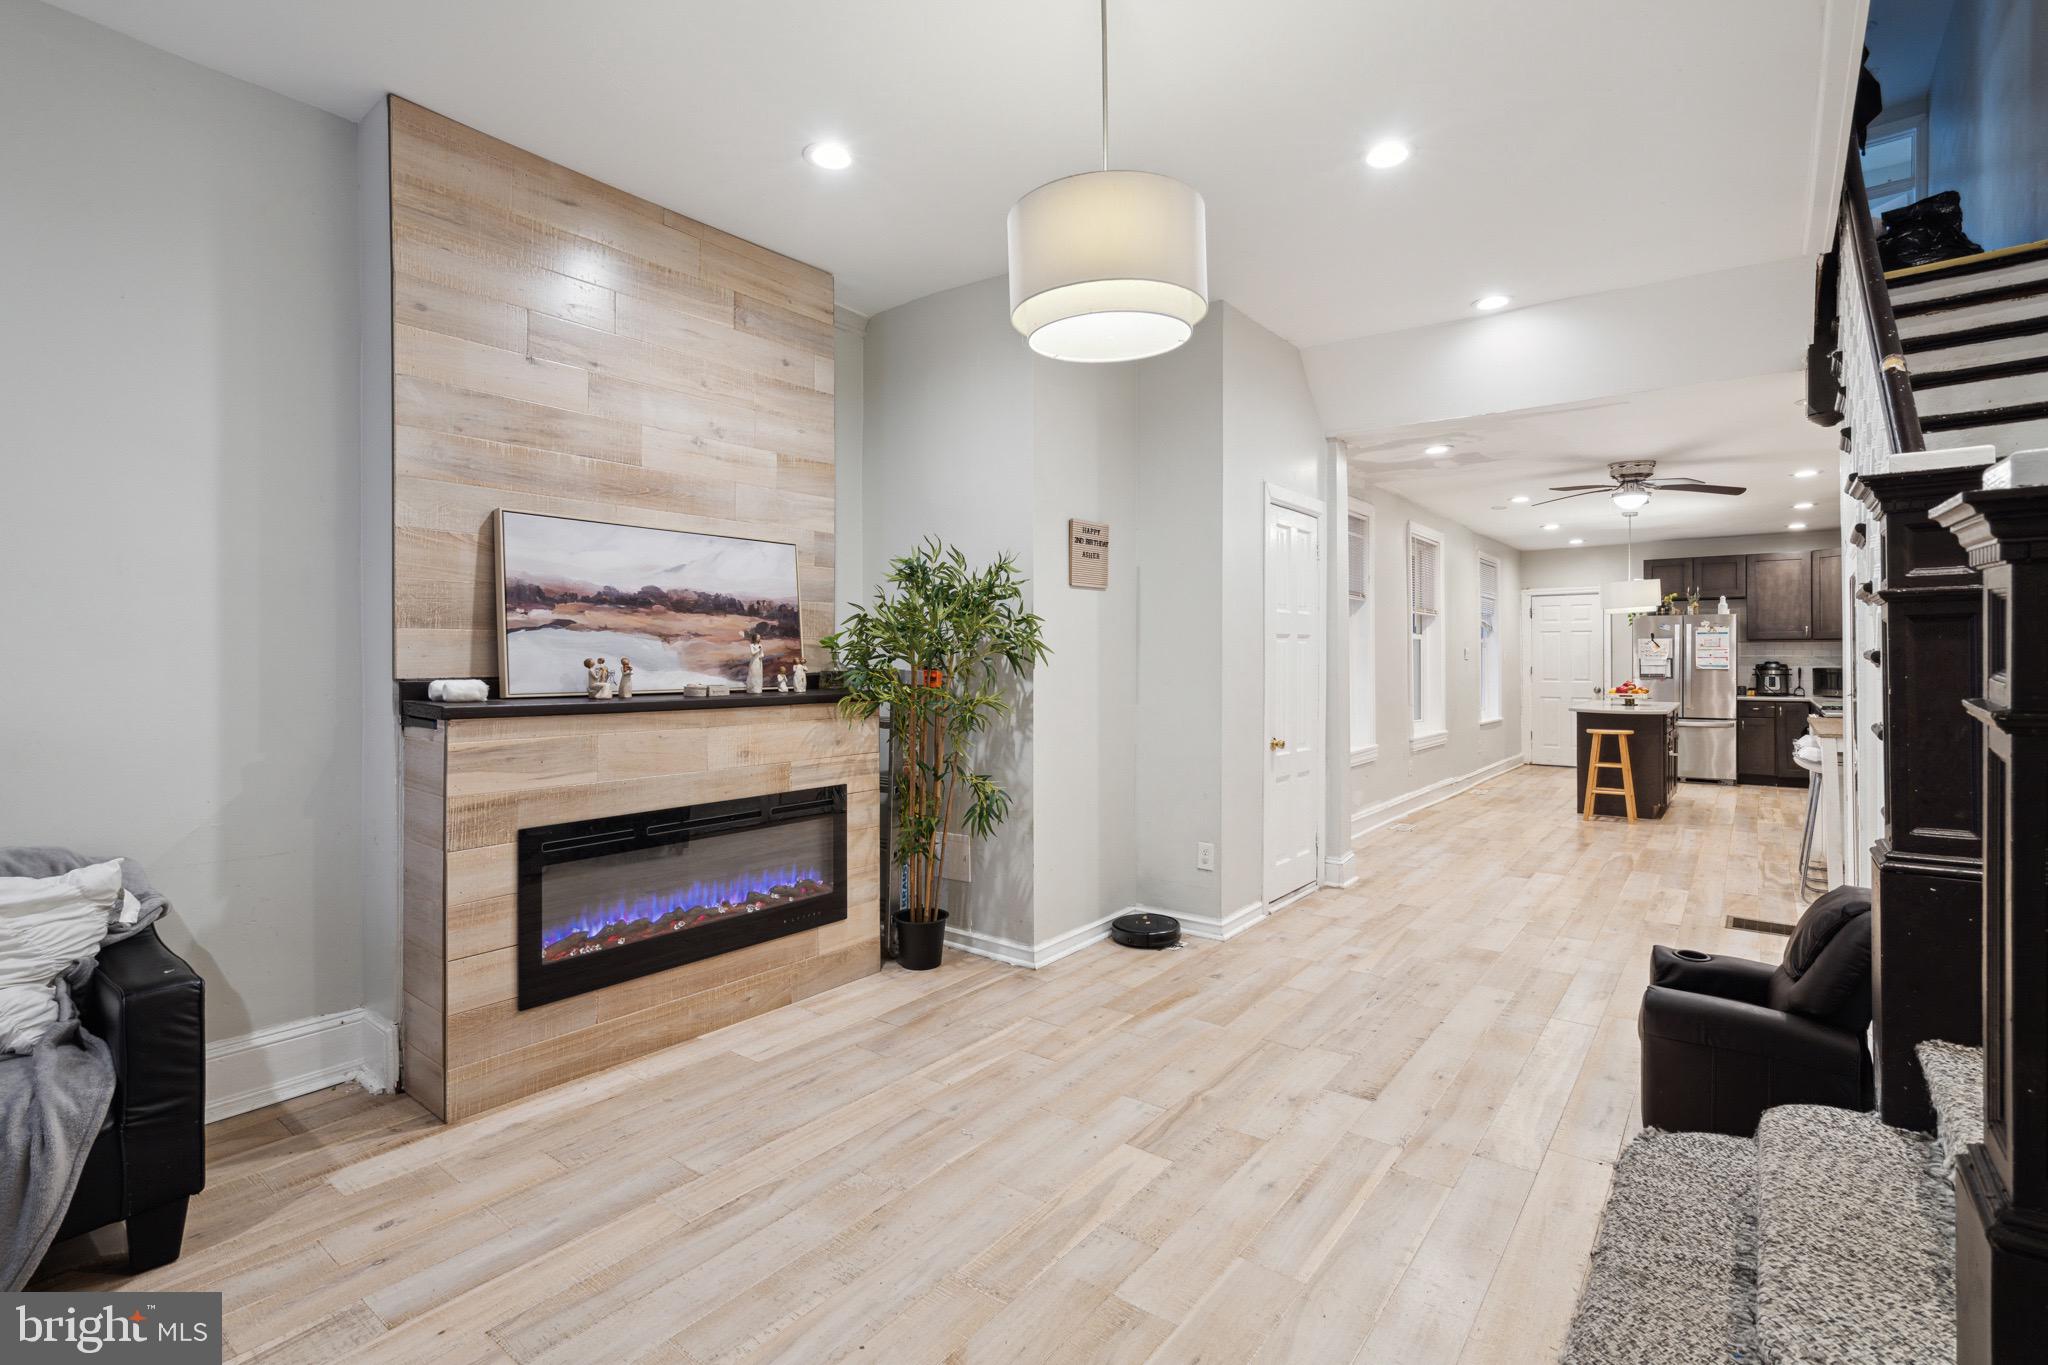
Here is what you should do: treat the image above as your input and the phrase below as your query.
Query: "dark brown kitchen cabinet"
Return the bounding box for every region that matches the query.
[1811,547,1843,640]
[1737,699,1815,785]
[1642,555,1746,600]
[1737,712,1777,779]
[1745,552,1815,640]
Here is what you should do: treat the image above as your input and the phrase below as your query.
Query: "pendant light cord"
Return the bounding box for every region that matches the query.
[1100,0,1110,170]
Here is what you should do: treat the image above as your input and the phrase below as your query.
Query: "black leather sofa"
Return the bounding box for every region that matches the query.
[52,923,206,1271]
[1639,886,1874,1138]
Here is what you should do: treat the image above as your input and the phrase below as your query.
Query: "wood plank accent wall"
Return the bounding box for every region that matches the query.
[401,706,879,1121]
[387,97,838,679]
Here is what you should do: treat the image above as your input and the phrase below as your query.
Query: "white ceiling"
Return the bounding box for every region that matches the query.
[1345,371,1842,551]
[1865,0,1954,110]
[46,0,1863,346]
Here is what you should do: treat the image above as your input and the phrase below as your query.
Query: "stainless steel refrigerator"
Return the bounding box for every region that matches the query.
[1630,613,1738,781]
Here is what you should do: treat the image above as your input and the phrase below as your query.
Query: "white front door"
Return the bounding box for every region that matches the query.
[1265,489,1324,905]
[1526,590,1603,766]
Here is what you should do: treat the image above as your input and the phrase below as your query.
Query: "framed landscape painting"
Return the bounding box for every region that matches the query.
[495,510,803,697]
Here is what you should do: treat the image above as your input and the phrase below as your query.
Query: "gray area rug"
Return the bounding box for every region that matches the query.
[1915,1040,1985,1179]
[1562,1128,1762,1364]
[1753,1104,1954,1365]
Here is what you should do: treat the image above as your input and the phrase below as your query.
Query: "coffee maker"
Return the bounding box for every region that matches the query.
[1753,660,1792,695]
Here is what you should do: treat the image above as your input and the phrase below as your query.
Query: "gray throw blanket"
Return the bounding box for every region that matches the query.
[1,848,169,1290]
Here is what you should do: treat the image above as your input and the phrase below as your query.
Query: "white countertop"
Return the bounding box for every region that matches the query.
[1570,700,1680,716]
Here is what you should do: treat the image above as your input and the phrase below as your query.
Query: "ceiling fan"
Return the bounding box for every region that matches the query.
[1534,459,1746,510]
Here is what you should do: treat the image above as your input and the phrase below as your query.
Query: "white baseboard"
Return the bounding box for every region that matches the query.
[1320,851,1359,889]
[205,1008,399,1123]
[1350,753,1527,846]
[1152,897,1269,942]
[942,894,1273,968]
[944,912,1120,970]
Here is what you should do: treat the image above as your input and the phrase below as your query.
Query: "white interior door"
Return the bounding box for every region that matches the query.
[1265,490,1324,905]
[1525,590,1603,767]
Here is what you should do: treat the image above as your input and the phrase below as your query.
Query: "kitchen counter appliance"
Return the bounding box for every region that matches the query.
[1813,665,1843,698]
[1753,660,1792,695]
[1632,613,1738,782]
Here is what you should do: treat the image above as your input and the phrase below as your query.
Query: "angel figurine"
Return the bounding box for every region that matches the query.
[791,661,808,693]
[584,657,615,700]
[746,637,765,695]
[618,657,634,699]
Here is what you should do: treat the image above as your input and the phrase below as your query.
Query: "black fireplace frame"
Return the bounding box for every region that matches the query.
[515,784,848,1010]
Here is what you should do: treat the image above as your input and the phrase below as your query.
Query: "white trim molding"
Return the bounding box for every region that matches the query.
[944,912,1120,970]
[1350,752,1527,846]
[1320,850,1359,889]
[205,1008,398,1123]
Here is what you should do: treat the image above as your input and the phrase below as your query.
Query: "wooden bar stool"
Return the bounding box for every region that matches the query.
[1583,729,1638,822]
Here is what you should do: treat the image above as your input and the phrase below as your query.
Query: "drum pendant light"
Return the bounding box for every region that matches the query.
[1007,0,1208,363]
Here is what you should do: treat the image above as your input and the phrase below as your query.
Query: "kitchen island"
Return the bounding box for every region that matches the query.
[1571,700,1679,819]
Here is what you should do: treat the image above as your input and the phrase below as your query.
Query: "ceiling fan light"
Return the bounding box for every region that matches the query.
[1008,171,1209,363]
[1610,488,1652,511]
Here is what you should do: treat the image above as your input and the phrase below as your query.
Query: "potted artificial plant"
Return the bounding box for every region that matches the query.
[823,540,1048,970]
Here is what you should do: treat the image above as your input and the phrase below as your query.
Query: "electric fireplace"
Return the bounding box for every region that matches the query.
[516,784,847,1009]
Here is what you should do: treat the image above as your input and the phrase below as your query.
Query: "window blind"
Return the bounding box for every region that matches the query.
[1408,535,1440,617]
[1348,513,1370,601]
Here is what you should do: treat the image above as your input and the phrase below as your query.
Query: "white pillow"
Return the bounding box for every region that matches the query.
[0,858,130,1053]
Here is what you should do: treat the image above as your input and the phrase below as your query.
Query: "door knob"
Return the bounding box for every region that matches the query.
[1269,737,1285,751]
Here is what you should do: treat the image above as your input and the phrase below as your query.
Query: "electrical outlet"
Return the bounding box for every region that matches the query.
[942,832,972,882]
[1195,841,1215,872]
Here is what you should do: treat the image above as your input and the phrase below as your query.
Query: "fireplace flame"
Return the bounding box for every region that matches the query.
[540,864,829,961]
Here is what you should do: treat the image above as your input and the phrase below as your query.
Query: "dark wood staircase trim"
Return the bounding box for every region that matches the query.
[1892,275,2048,320]
[1920,399,2048,434]
[1909,353,2048,391]
[1903,313,2048,357]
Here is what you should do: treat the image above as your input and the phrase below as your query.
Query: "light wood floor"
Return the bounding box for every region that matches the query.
[37,766,1804,1364]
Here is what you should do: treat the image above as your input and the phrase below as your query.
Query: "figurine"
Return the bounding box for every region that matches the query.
[1716,595,1729,615]
[791,661,808,693]
[745,636,765,695]
[584,657,615,700]
[777,669,790,693]
[618,657,634,699]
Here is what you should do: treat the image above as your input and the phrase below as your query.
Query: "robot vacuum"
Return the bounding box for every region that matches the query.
[1110,912,1181,949]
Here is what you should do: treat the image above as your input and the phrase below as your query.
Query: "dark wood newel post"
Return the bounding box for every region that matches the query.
[1847,465,1987,1131]
[1933,485,2048,1362]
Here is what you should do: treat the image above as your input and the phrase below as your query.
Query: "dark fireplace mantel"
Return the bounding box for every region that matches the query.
[401,688,845,729]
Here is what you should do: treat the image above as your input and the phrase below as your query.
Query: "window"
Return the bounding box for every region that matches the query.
[1861,123,1923,219]
[1478,554,1502,724]
[1407,524,1445,749]
[1348,503,1375,761]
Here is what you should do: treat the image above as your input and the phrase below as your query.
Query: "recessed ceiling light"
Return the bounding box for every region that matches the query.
[1540,522,1560,531]
[1568,538,1585,546]
[1364,138,1411,170]
[1423,443,1450,455]
[1509,494,1531,503]
[1474,294,1512,312]
[1793,501,1814,510]
[803,141,853,170]
[1793,468,1819,479]
[1788,522,1808,530]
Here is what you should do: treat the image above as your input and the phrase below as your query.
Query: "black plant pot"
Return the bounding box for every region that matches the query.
[893,909,948,971]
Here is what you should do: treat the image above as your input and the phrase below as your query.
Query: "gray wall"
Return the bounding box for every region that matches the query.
[0,2,365,1038]
[1342,481,1524,833]
[1928,0,2048,252]
[859,278,1038,948]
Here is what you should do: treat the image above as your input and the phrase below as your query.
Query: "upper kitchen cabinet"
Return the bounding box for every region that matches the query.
[1812,546,1843,641]
[1642,554,1747,600]
[1746,552,1816,639]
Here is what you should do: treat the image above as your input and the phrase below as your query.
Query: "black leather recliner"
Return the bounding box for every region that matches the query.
[1639,885,1874,1138]
[52,923,206,1271]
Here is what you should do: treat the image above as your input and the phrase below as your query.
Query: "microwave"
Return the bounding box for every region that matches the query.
[1813,666,1843,697]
